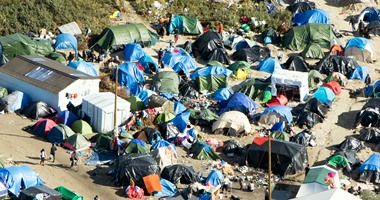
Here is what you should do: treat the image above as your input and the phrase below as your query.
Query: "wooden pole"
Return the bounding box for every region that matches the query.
[268,134,272,200]
[114,65,118,138]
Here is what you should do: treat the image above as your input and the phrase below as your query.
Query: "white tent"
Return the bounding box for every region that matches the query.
[271,69,309,102]
[212,111,251,134]
[344,37,375,63]
[292,188,360,200]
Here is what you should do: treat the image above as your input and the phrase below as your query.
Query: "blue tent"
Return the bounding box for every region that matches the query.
[190,66,232,80]
[359,154,380,183]
[292,10,330,26]
[350,66,369,82]
[358,7,380,23]
[205,170,224,186]
[163,48,197,73]
[54,33,78,53]
[345,37,372,50]
[123,43,146,61]
[136,89,156,106]
[138,55,159,74]
[212,87,234,102]
[172,62,190,77]
[218,92,258,116]
[113,62,145,95]
[68,61,98,76]
[232,39,256,51]
[262,106,293,125]
[55,110,78,126]
[170,111,191,133]
[167,15,202,35]
[256,57,282,73]
[174,102,187,115]
[2,91,30,113]
[312,86,336,106]
[151,140,177,151]
[0,166,43,197]
[153,178,177,197]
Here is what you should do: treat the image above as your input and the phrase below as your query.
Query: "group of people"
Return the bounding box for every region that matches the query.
[39,143,78,168]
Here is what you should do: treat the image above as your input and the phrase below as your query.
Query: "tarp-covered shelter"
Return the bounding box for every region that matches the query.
[189,108,219,126]
[168,15,203,35]
[54,33,78,55]
[358,127,380,143]
[212,110,251,135]
[161,164,198,184]
[0,33,53,65]
[231,45,271,64]
[316,55,358,78]
[282,55,309,72]
[162,47,197,75]
[123,43,146,61]
[152,71,180,95]
[218,92,258,116]
[54,110,78,126]
[47,124,75,144]
[68,61,98,77]
[0,166,43,197]
[292,10,330,26]
[19,185,62,200]
[336,136,364,152]
[259,106,293,125]
[150,140,177,168]
[262,28,281,45]
[367,21,380,36]
[190,142,221,160]
[354,101,380,128]
[246,137,308,176]
[114,153,160,188]
[282,24,339,51]
[344,37,375,63]
[125,139,149,154]
[190,66,232,93]
[300,43,324,59]
[292,98,329,128]
[138,54,159,74]
[136,127,162,145]
[224,35,255,50]
[1,90,30,113]
[192,31,225,62]
[358,154,380,183]
[271,69,309,102]
[358,7,380,24]
[19,101,55,120]
[91,23,159,50]
[287,2,316,14]
[63,133,91,151]
[112,62,145,95]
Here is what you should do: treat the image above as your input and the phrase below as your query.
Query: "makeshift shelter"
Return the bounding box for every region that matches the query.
[162,48,198,75]
[123,43,146,61]
[150,140,177,168]
[344,37,375,63]
[235,77,271,100]
[308,70,324,90]
[170,111,191,133]
[68,61,98,77]
[152,71,180,95]
[0,166,43,197]
[293,188,360,200]
[63,133,90,151]
[350,66,370,82]
[256,57,282,73]
[358,7,380,24]
[208,47,230,65]
[148,95,175,113]
[228,61,251,73]
[91,23,159,50]
[358,154,380,183]
[32,118,57,137]
[19,185,62,200]
[329,44,344,56]
[136,89,155,107]
[112,62,145,95]
[19,101,55,120]
[281,55,309,72]
[71,120,92,135]
[47,124,75,144]
[283,24,339,51]
[0,33,53,64]
[125,139,149,154]
[192,31,226,62]
[355,106,380,128]
[190,66,232,93]
[85,151,117,166]
[81,92,131,133]
[300,43,324,59]
[259,106,293,125]
[270,131,290,141]
[157,122,180,140]
[46,52,67,65]
[212,111,251,135]
[332,150,361,167]
[224,35,255,50]
[327,154,350,170]
[358,127,380,143]
[312,86,336,106]
[205,170,224,186]
[231,45,271,64]
[336,136,364,152]
[0,181,6,198]
[247,137,308,176]
[316,55,359,77]
[115,153,160,189]
[138,54,159,74]
[161,164,198,185]
[152,178,177,197]
[54,110,78,126]
[271,69,309,102]
[168,15,203,35]
[262,28,281,45]
[367,21,380,36]
[292,10,330,26]
[218,93,258,116]
[1,90,30,113]
[135,127,162,145]
[189,108,219,126]
[287,1,316,14]
[54,186,83,200]
[223,139,243,155]
[212,87,234,102]
[295,165,339,198]
[190,142,221,160]
[54,33,78,55]
[292,98,329,127]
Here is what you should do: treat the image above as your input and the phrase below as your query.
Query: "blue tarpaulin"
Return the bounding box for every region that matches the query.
[153,178,177,197]
[163,48,197,74]
[351,65,369,81]
[85,151,117,166]
[151,140,177,151]
[212,87,234,102]
[312,86,336,106]
[205,170,224,186]
[123,43,146,61]
[138,55,159,74]
[68,61,98,76]
[359,154,380,173]
[54,33,78,52]
[136,89,156,106]
[113,62,145,95]
[172,62,190,77]
[256,57,282,73]
[55,110,78,126]
[218,92,258,116]
[170,111,191,133]
[262,106,293,125]
[292,10,330,26]
[345,37,371,50]
[190,66,232,80]
[174,102,187,115]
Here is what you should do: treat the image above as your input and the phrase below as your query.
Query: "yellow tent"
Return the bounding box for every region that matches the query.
[110,11,121,19]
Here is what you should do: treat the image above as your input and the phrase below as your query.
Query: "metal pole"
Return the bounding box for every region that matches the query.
[268,134,272,200]
[114,65,118,138]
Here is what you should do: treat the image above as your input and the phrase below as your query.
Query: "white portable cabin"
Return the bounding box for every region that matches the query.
[271,69,309,102]
[0,55,99,111]
[82,92,131,133]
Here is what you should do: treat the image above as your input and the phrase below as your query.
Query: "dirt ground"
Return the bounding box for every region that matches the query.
[1,0,380,199]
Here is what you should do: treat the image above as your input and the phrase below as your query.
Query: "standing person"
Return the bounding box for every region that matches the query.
[173,28,179,44]
[70,151,78,168]
[358,20,365,37]
[349,16,356,32]
[218,21,224,38]
[94,195,99,200]
[305,164,310,176]
[49,143,57,163]
[40,149,46,166]
[158,48,164,68]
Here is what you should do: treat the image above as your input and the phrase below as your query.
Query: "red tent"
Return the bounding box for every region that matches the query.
[32,118,57,137]
[322,81,341,95]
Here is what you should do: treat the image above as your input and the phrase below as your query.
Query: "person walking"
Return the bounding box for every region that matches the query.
[173,28,179,44]
[49,143,57,163]
[349,16,356,32]
[40,149,46,166]
[70,151,78,168]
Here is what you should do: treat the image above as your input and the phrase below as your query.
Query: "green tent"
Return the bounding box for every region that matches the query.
[189,108,219,125]
[0,33,53,64]
[55,186,83,200]
[300,43,325,59]
[152,71,180,94]
[63,133,91,151]
[155,112,175,124]
[46,52,67,64]
[125,140,149,154]
[91,133,114,150]
[282,24,339,51]
[270,131,290,141]
[327,154,349,168]
[168,15,203,35]
[190,142,221,160]
[0,86,8,99]
[71,120,93,135]
[196,74,228,93]
[91,23,159,50]
[207,60,224,67]
[234,77,271,100]
[228,61,251,72]
[308,70,325,90]
[0,158,5,168]
[127,96,146,111]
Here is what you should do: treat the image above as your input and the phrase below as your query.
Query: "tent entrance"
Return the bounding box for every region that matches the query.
[275,84,300,101]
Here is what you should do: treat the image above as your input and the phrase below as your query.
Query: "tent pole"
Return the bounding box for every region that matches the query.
[114,65,119,139]
[268,134,272,200]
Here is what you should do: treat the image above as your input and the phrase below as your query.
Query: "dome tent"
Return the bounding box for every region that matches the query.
[344,37,375,63]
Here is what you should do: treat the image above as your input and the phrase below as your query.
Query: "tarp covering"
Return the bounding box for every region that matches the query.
[47,124,75,144]
[282,55,310,72]
[161,164,198,184]
[191,66,232,93]
[125,139,149,154]
[54,33,78,53]
[192,31,224,61]
[85,151,117,166]
[212,110,251,134]
[336,136,364,152]
[138,54,160,74]
[19,185,62,200]
[168,15,203,35]
[359,154,380,183]
[1,90,31,113]
[287,2,316,14]
[115,153,160,188]
[358,7,380,24]
[170,111,191,133]
[235,77,271,100]
[282,24,339,51]
[205,170,224,186]
[316,55,359,77]
[123,43,146,61]
[358,127,380,143]
[163,48,198,75]
[153,71,180,95]
[54,110,78,126]
[91,23,159,50]
[246,137,308,176]
[224,35,256,50]
[190,142,221,160]
[0,33,53,64]
[292,10,330,26]
[0,166,43,197]
[231,45,271,64]
[54,186,83,200]
[212,87,234,102]
[189,108,219,126]
[190,66,232,80]
[113,62,145,95]
[19,101,55,120]
[68,61,98,76]
[208,48,230,65]
[344,37,375,63]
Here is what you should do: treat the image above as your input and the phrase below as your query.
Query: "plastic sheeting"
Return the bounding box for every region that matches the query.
[161,164,198,184]
[212,87,234,102]
[358,127,380,143]
[282,55,309,72]
[261,106,293,125]
[85,151,117,166]
[20,101,55,120]
[54,33,78,52]
[170,111,191,133]
[316,55,359,78]
[292,10,330,26]
[68,61,98,76]
[336,136,365,152]
[1,91,30,113]
[153,178,177,197]
[359,154,380,183]
[163,48,197,73]
[190,66,232,80]
[113,62,145,95]
[123,43,146,61]
[287,2,316,14]
[205,170,224,186]
[231,45,271,64]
